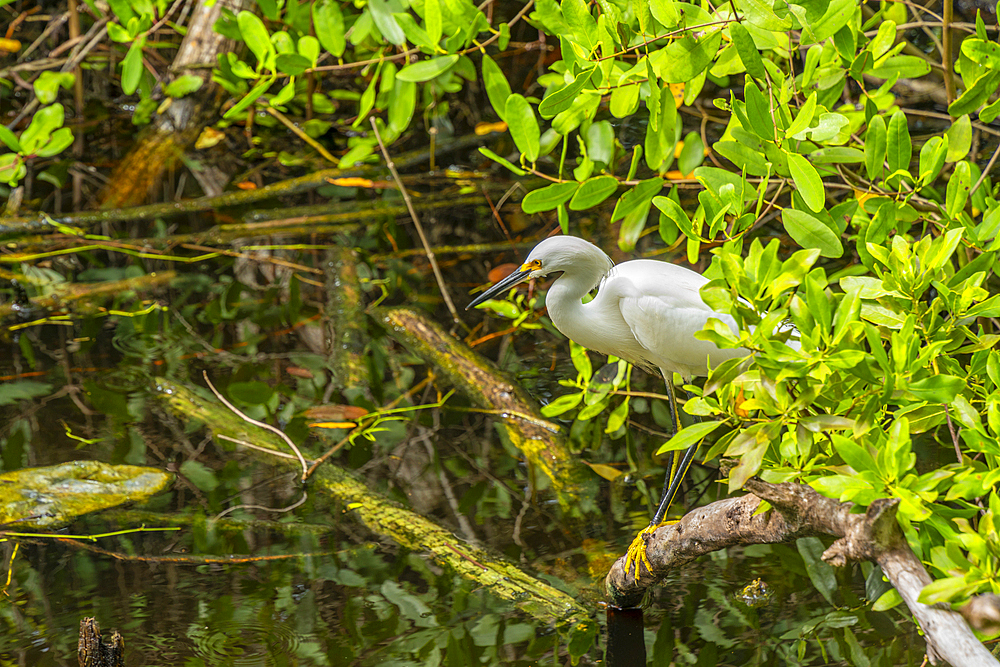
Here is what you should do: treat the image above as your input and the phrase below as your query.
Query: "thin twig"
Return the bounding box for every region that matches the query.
[943,405,963,464]
[213,488,309,521]
[942,0,955,105]
[369,118,463,326]
[970,140,1000,198]
[265,106,339,163]
[202,371,309,481]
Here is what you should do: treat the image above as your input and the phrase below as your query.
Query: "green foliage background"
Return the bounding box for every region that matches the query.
[4,0,1000,660]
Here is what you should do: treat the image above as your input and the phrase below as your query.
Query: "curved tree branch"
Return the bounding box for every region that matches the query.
[605,480,1000,667]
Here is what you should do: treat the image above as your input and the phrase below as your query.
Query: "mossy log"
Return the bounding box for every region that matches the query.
[154,377,595,636]
[372,306,596,515]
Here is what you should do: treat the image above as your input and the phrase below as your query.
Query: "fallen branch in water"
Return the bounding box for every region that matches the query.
[155,377,596,637]
[604,479,1000,667]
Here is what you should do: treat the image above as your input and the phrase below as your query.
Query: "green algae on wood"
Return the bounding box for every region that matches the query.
[153,377,596,637]
[0,461,174,529]
[373,306,597,516]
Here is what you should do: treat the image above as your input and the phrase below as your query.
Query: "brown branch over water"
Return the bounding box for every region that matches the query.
[605,480,1000,666]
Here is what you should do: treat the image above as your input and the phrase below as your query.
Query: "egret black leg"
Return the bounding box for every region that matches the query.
[650,383,699,526]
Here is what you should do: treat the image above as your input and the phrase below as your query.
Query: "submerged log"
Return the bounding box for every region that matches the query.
[604,479,1000,667]
[373,306,597,516]
[154,377,595,638]
[0,461,173,529]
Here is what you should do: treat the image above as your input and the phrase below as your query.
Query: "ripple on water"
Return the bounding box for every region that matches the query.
[188,619,300,666]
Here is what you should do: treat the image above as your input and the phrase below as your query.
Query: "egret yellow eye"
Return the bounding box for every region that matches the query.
[523,259,543,271]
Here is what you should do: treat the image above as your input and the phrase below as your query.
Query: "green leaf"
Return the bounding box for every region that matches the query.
[539,68,594,119]
[229,381,274,405]
[36,127,74,157]
[107,21,131,42]
[865,116,886,181]
[568,175,618,210]
[237,11,272,66]
[479,147,526,175]
[946,115,972,162]
[730,22,766,80]
[164,74,204,98]
[120,38,146,95]
[313,0,346,57]
[224,76,275,119]
[396,55,458,82]
[885,110,911,179]
[424,0,442,44]
[368,0,406,45]
[649,0,678,27]
[946,161,972,218]
[180,460,219,492]
[743,81,774,140]
[541,392,584,417]
[655,420,722,455]
[918,576,971,605]
[798,537,837,605]
[869,55,931,80]
[504,94,540,162]
[521,181,580,213]
[741,0,792,30]
[388,79,416,134]
[809,147,864,164]
[909,375,965,403]
[948,71,1000,117]
[830,433,877,473]
[872,588,904,611]
[0,124,20,152]
[32,71,75,105]
[787,152,825,212]
[0,380,53,405]
[785,92,817,138]
[609,80,640,118]
[961,37,1000,68]
[481,55,512,122]
[917,136,948,184]
[714,141,769,176]
[614,178,664,250]
[654,32,723,84]
[275,53,311,76]
[783,208,843,258]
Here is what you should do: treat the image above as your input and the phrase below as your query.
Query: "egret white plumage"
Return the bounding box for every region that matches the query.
[467,235,749,577]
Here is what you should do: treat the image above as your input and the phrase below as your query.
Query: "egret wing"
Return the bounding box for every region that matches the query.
[610,262,745,378]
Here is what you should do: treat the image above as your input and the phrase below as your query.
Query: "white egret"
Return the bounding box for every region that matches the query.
[467,235,748,578]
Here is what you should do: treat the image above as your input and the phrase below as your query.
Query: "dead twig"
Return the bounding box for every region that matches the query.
[369,118,464,328]
[202,371,309,481]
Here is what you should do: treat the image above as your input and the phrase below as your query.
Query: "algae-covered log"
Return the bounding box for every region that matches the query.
[153,377,595,637]
[0,461,174,529]
[373,306,596,515]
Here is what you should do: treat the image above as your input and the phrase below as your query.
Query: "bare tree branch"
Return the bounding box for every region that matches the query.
[605,480,1000,667]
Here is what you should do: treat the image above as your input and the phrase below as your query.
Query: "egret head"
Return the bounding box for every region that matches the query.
[466,236,612,310]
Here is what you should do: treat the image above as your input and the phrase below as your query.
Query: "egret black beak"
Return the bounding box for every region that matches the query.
[466,264,534,310]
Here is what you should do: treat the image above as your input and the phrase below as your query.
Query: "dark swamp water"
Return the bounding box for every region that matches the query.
[0,182,925,665]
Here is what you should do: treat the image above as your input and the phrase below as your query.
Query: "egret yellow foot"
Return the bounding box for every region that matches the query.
[624,519,680,581]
